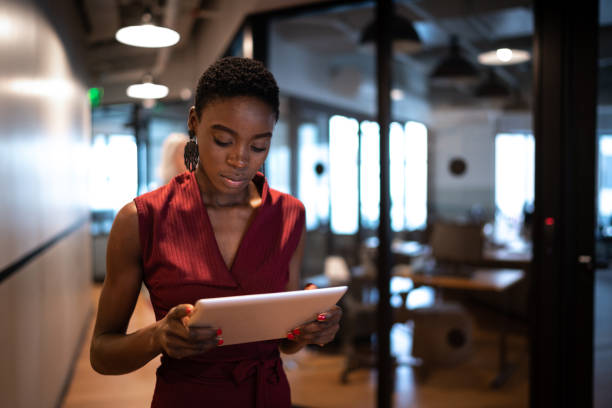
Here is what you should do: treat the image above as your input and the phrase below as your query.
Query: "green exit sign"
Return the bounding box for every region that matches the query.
[88,87,103,107]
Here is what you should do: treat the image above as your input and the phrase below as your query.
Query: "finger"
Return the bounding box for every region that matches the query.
[189,327,220,341]
[303,283,318,290]
[166,332,219,352]
[286,328,302,341]
[317,306,342,323]
[299,322,340,343]
[167,304,194,321]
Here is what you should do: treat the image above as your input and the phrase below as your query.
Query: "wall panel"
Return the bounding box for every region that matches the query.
[0,0,91,407]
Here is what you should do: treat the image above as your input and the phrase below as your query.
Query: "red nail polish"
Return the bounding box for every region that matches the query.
[292,328,300,336]
[287,333,295,340]
[186,305,193,313]
[317,313,326,321]
[217,338,224,346]
[216,328,223,336]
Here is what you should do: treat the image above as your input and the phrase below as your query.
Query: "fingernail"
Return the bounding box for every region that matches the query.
[216,328,223,336]
[287,333,295,340]
[292,328,300,336]
[186,305,194,313]
[317,313,327,321]
[217,338,224,346]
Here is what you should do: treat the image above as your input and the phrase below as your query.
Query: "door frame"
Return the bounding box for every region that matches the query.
[531,1,598,406]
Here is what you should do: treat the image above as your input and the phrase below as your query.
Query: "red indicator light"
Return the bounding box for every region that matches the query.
[545,217,555,226]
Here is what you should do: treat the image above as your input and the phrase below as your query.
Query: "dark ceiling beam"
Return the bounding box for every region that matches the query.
[396,0,532,22]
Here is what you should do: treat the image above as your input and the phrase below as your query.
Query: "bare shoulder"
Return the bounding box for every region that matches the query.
[107,201,141,266]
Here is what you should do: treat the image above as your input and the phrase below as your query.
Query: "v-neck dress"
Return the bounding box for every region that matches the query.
[133,171,305,408]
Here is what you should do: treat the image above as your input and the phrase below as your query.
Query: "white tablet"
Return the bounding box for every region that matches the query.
[187,286,347,346]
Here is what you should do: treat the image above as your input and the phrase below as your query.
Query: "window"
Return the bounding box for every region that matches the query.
[360,120,380,230]
[89,134,138,213]
[494,133,535,241]
[266,119,291,194]
[297,122,330,230]
[598,135,612,234]
[329,115,359,234]
[330,115,428,234]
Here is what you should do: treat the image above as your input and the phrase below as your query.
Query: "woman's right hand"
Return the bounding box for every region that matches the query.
[154,304,221,359]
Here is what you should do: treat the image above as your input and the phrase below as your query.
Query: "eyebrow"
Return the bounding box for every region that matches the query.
[211,124,272,139]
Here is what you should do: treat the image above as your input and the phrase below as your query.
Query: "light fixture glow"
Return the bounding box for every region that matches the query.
[127,82,168,99]
[391,88,405,100]
[478,48,530,66]
[115,24,180,48]
[496,48,513,62]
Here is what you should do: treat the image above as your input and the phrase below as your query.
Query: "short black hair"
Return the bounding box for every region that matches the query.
[194,57,280,121]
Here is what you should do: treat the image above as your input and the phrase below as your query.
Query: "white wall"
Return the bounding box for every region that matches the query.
[0,1,92,407]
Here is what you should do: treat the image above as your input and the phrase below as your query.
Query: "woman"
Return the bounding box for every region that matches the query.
[157,132,188,185]
[90,57,342,407]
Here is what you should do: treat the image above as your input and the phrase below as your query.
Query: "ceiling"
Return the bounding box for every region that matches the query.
[77,0,612,106]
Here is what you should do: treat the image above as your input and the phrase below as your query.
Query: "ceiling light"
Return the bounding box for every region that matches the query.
[430,35,480,86]
[474,69,510,98]
[478,48,531,66]
[127,76,168,99]
[115,12,179,48]
[360,14,422,54]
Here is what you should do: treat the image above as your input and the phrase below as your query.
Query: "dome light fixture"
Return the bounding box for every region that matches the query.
[127,75,168,99]
[115,12,179,48]
[478,48,530,66]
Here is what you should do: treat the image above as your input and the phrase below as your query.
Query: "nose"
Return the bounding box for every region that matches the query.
[226,144,248,169]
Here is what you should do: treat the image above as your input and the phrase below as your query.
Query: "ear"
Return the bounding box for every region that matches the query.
[187,106,199,133]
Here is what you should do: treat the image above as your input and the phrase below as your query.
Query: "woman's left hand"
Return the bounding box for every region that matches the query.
[286,305,343,346]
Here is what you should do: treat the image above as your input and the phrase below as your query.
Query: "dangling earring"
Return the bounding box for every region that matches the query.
[184,129,199,172]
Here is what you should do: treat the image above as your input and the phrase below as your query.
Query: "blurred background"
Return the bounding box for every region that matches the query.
[0,0,610,407]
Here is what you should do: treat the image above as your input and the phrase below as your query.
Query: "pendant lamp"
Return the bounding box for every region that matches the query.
[430,35,480,86]
[478,48,531,66]
[127,74,168,99]
[474,69,510,98]
[360,12,421,54]
[115,10,179,48]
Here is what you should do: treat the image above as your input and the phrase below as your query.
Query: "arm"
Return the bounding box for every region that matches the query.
[90,202,218,375]
[278,226,343,355]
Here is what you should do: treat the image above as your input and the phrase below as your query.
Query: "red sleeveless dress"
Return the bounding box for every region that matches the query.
[133,171,305,408]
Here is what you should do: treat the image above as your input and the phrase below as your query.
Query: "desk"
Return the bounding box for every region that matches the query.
[395,267,524,388]
[363,238,531,270]
[397,268,524,292]
[481,247,532,270]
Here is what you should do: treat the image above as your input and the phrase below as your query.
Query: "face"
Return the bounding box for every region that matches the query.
[188,96,275,197]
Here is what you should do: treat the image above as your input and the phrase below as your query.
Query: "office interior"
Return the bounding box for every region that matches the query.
[0,0,610,407]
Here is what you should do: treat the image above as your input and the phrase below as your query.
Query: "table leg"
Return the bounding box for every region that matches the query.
[490,292,516,388]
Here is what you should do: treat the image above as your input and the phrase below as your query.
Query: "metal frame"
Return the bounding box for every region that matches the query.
[531,1,598,406]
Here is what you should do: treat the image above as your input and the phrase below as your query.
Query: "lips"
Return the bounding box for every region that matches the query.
[220,174,249,189]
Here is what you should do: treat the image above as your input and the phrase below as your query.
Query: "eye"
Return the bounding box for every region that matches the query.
[251,145,267,153]
[213,137,231,147]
